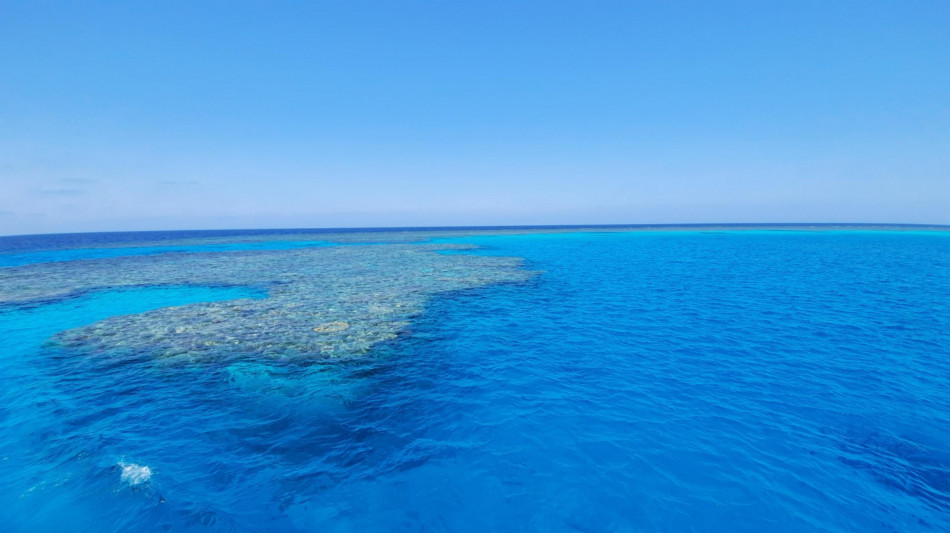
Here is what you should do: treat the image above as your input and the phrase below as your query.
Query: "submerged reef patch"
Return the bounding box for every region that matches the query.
[0,242,533,360]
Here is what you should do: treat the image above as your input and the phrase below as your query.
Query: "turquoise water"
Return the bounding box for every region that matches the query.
[0,228,948,531]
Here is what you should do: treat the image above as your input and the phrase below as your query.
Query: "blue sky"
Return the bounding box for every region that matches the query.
[1,1,948,235]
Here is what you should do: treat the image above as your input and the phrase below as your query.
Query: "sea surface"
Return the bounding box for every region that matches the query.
[0,226,948,532]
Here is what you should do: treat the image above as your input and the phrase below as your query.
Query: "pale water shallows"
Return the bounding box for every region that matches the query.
[0,227,948,532]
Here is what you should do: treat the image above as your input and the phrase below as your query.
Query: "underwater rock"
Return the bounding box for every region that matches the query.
[313,321,350,333]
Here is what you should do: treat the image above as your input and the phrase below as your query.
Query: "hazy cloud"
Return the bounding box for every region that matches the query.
[158,180,199,186]
[58,178,99,185]
[35,189,87,197]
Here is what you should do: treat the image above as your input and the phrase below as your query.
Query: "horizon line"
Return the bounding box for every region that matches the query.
[3,222,950,240]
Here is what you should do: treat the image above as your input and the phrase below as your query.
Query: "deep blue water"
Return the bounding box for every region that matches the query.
[1,228,949,531]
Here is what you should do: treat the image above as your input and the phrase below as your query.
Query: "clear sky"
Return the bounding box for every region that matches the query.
[1,1,948,235]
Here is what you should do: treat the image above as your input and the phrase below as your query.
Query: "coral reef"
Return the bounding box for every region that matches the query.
[0,241,533,360]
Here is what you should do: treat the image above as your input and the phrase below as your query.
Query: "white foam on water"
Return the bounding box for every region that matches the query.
[118,462,152,486]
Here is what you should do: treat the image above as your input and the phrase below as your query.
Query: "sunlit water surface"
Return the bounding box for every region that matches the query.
[1,228,948,532]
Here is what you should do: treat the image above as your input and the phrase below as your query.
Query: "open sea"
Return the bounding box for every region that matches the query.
[0,225,948,532]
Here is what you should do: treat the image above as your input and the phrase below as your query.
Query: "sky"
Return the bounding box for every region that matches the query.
[1,1,948,235]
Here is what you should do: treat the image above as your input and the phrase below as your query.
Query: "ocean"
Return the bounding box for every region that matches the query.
[0,226,948,532]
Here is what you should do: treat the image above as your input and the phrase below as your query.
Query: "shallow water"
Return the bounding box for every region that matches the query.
[1,227,948,531]
[0,240,340,267]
